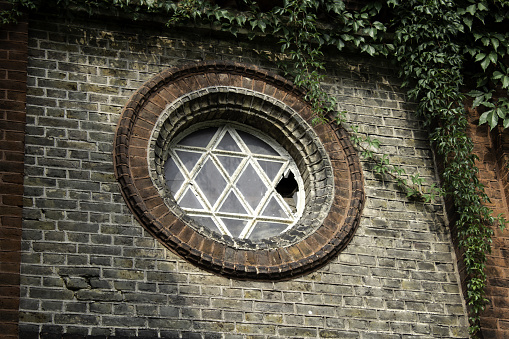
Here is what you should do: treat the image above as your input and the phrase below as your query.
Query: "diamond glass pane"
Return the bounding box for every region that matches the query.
[236,163,267,210]
[178,127,217,147]
[257,160,283,182]
[194,158,226,206]
[216,155,243,176]
[219,191,248,215]
[164,157,185,194]
[221,218,248,238]
[179,188,204,210]
[176,150,202,172]
[261,196,289,218]
[237,130,278,156]
[190,215,222,234]
[248,221,289,241]
[215,131,242,152]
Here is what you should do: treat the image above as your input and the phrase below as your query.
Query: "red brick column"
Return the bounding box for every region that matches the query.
[463,107,509,338]
[0,2,28,338]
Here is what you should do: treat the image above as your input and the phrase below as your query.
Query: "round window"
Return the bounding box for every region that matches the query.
[164,123,304,241]
[114,62,365,280]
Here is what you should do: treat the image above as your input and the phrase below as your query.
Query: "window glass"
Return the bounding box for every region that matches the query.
[164,124,304,240]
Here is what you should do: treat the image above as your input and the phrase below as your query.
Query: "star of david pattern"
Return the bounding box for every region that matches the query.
[164,125,303,240]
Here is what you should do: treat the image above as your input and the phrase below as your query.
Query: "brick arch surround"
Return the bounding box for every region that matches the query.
[113,61,365,280]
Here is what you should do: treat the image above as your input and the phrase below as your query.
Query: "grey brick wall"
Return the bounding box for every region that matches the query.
[20,13,469,338]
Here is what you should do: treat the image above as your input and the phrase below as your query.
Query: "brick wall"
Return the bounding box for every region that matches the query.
[460,107,509,338]
[0,2,28,338]
[18,12,470,338]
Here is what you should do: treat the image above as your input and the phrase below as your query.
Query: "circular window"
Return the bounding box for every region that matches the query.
[164,123,304,241]
[114,62,365,280]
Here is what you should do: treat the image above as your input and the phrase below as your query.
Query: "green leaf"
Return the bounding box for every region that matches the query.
[467,90,484,97]
[472,95,485,109]
[475,53,486,62]
[497,107,507,119]
[366,27,375,38]
[258,20,266,32]
[491,109,500,128]
[502,76,509,89]
[488,51,498,64]
[463,16,473,30]
[504,118,509,129]
[236,15,246,26]
[493,71,504,80]
[491,38,500,51]
[373,21,385,30]
[479,110,493,125]
[480,56,491,70]
[478,2,488,10]
[466,4,476,15]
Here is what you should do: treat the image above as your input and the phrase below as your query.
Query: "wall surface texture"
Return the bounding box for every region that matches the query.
[15,12,473,338]
[0,2,28,337]
[462,109,509,338]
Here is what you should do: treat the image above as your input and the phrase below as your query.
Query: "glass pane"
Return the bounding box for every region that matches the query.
[221,218,248,238]
[216,155,243,176]
[237,130,278,156]
[194,158,227,206]
[236,163,267,210]
[178,127,217,148]
[261,196,289,219]
[178,188,204,210]
[219,191,248,215]
[176,150,202,172]
[164,157,185,194]
[215,131,242,152]
[257,160,283,182]
[190,215,222,234]
[248,221,288,241]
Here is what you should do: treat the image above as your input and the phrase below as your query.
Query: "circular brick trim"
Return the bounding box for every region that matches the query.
[114,61,365,280]
[149,87,332,250]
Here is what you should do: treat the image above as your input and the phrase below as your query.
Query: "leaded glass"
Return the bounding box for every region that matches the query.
[164,124,304,240]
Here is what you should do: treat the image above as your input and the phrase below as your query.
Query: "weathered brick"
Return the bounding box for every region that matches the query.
[15,11,472,339]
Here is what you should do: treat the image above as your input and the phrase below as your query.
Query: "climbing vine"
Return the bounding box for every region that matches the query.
[2,0,509,336]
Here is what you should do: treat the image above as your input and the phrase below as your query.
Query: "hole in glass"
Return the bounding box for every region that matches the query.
[275,171,299,213]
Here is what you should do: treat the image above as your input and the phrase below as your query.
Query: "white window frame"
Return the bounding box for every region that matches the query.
[165,123,305,240]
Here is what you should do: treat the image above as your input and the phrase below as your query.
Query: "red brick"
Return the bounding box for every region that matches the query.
[0,273,19,286]
[0,309,18,323]
[0,324,18,338]
[0,8,26,336]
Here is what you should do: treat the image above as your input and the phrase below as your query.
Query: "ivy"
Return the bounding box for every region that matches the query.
[389,0,506,335]
[2,0,509,336]
[350,124,444,203]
